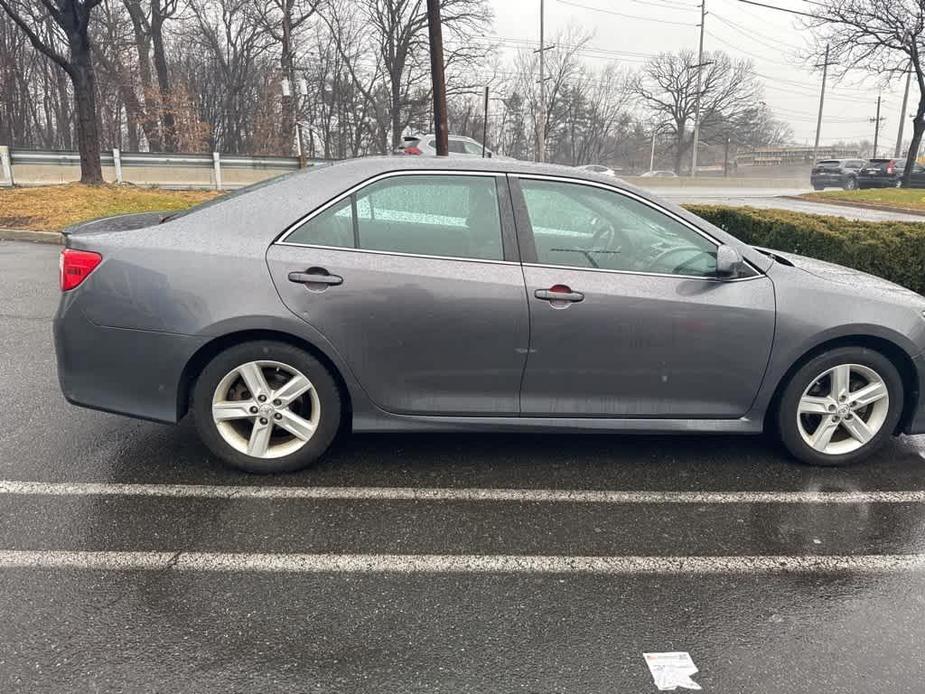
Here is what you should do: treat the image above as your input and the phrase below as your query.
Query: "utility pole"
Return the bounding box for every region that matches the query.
[724,135,730,177]
[870,94,883,158]
[649,129,657,172]
[537,0,546,162]
[482,86,489,157]
[812,44,830,164]
[895,66,911,158]
[690,0,706,178]
[426,0,449,156]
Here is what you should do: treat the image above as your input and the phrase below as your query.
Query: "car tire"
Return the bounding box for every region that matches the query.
[776,346,903,467]
[843,177,857,191]
[813,184,824,191]
[192,340,342,474]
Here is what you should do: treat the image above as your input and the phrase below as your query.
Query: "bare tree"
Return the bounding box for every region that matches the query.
[0,0,105,182]
[807,0,925,186]
[252,0,322,156]
[121,0,180,151]
[320,0,491,152]
[632,49,762,174]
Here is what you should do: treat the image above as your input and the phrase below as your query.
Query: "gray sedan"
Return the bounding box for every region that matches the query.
[54,157,925,473]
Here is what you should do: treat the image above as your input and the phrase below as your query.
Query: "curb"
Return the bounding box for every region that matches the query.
[0,228,62,244]
[785,196,925,218]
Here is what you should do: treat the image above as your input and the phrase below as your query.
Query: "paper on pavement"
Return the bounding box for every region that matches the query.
[643,652,703,691]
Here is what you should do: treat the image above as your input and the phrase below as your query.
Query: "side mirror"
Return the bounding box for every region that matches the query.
[715,244,743,278]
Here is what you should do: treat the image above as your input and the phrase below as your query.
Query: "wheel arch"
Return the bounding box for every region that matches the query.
[764,334,919,433]
[177,329,353,428]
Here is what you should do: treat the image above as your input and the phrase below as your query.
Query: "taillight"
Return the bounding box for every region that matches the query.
[60,248,102,291]
[887,162,895,174]
[403,146,422,155]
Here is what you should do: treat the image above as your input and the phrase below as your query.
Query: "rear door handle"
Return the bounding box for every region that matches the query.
[288,270,343,286]
[535,287,584,302]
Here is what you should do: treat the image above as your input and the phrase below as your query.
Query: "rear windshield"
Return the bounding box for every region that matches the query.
[160,167,325,223]
[816,160,840,167]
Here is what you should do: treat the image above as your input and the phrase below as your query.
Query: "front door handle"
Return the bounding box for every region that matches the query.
[288,270,343,286]
[534,286,584,303]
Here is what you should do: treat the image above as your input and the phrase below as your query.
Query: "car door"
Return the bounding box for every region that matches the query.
[267,172,529,415]
[511,175,775,418]
[909,163,925,188]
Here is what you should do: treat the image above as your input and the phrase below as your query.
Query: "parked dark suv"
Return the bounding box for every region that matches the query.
[856,158,925,188]
[810,159,865,190]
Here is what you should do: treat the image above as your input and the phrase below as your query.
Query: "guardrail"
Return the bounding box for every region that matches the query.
[0,147,324,189]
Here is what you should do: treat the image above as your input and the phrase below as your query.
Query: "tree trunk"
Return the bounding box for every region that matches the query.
[150,7,176,152]
[67,43,103,184]
[903,111,925,187]
[902,82,925,187]
[280,5,297,156]
[673,129,684,175]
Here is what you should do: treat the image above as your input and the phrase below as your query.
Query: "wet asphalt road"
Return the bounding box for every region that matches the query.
[4,239,925,692]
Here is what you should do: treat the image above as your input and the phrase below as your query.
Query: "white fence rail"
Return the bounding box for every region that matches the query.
[0,148,326,189]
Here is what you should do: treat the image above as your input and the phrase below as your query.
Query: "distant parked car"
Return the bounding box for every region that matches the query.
[577,164,617,176]
[640,170,678,178]
[857,158,925,188]
[810,159,865,190]
[397,134,503,159]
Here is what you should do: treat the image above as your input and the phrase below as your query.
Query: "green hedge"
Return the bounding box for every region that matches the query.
[685,205,925,295]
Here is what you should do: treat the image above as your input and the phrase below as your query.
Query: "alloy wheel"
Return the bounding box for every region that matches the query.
[796,363,889,455]
[211,360,320,459]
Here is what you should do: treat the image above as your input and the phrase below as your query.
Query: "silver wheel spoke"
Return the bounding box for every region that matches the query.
[842,416,874,444]
[798,396,832,415]
[830,364,851,400]
[212,401,256,421]
[273,373,312,406]
[850,381,888,408]
[810,418,840,451]
[276,409,316,441]
[246,419,273,457]
[237,362,270,399]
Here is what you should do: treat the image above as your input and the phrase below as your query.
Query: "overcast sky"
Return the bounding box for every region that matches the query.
[486,0,907,149]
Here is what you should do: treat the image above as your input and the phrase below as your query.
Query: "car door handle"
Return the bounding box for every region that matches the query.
[288,270,343,286]
[534,287,584,302]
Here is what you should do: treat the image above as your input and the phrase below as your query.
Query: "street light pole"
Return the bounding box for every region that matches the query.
[690,0,706,178]
[895,66,911,158]
[812,44,830,164]
[426,0,449,156]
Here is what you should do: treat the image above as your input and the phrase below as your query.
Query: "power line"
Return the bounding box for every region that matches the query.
[555,0,699,26]
[734,0,825,19]
[710,11,805,53]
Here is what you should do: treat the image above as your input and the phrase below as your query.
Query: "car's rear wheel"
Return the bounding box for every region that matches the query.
[777,346,903,466]
[843,177,857,190]
[192,341,341,473]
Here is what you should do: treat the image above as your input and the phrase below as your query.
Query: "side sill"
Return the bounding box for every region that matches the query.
[351,413,762,435]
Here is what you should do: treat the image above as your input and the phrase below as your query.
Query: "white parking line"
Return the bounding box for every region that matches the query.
[1,550,925,574]
[1,480,925,504]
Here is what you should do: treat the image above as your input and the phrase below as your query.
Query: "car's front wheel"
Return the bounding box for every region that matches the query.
[192,341,342,473]
[843,176,857,190]
[777,347,903,466]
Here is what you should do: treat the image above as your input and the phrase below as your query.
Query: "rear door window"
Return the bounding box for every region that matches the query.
[285,197,355,248]
[355,174,504,260]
